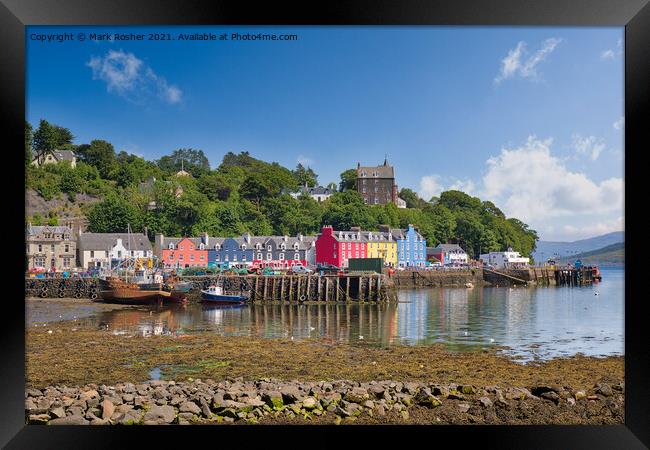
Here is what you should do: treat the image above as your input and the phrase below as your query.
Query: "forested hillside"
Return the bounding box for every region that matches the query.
[25,119,538,258]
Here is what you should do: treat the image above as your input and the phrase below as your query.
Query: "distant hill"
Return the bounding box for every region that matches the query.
[533,231,624,262]
[556,242,624,267]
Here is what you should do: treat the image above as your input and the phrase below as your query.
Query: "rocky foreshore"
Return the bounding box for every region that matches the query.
[26,378,624,425]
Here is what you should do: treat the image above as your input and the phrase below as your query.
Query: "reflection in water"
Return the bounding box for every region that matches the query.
[87,269,623,362]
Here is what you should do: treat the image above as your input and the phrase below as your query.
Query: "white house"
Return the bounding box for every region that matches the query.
[430,244,469,266]
[31,149,77,168]
[77,232,153,269]
[289,185,334,202]
[480,248,530,269]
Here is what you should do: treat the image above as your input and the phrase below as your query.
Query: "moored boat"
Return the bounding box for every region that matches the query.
[200,285,248,304]
[100,276,171,305]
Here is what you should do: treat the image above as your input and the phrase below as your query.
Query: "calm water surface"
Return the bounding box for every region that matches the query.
[29,269,624,362]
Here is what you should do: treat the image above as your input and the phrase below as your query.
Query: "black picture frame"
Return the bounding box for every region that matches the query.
[2,0,648,447]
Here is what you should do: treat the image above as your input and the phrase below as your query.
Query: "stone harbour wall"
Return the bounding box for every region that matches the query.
[25,378,624,425]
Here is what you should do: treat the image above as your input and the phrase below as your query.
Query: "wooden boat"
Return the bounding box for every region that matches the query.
[200,285,248,304]
[100,276,171,305]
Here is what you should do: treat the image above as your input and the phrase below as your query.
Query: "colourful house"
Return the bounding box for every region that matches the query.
[391,224,426,268]
[361,228,398,267]
[315,226,367,268]
[156,235,209,268]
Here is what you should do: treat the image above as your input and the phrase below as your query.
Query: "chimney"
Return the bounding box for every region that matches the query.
[155,233,164,255]
[283,235,288,242]
[297,232,303,242]
[202,231,209,247]
[321,226,333,237]
[350,226,361,232]
[143,226,149,239]
[378,224,389,232]
[244,233,251,244]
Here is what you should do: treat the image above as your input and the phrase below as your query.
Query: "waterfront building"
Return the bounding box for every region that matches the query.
[26,224,76,271]
[155,234,209,268]
[289,185,334,202]
[480,248,530,269]
[249,234,316,269]
[31,149,77,168]
[429,243,469,266]
[208,236,252,266]
[391,224,427,268]
[77,232,152,269]
[361,226,398,267]
[315,226,368,268]
[356,158,405,207]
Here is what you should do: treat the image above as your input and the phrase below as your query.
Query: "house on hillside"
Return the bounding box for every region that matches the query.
[289,185,334,202]
[26,224,76,271]
[31,149,76,168]
[77,232,152,269]
[356,158,406,207]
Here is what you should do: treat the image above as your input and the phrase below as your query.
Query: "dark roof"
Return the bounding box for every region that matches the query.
[26,225,73,236]
[53,150,75,161]
[79,233,152,251]
[433,243,466,252]
[357,162,394,179]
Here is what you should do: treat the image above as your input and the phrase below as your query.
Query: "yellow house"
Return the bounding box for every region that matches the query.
[363,230,398,267]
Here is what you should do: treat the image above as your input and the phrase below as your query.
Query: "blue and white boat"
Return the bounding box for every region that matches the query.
[200,285,248,304]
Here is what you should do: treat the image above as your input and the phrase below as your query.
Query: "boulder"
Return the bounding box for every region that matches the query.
[49,415,89,425]
[478,397,493,408]
[101,399,115,420]
[28,414,50,425]
[49,407,66,419]
[302,397,318,410]
[179,401,201,415]
[345,387,370,403]
[595,384,613,397]
[143,405,176,424]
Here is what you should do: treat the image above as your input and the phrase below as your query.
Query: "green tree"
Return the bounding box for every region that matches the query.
[292,163,318,187]
[32,120,59,165]
[25,121,33,168]
[156,148,210,177]
[339,169,357,192]
[87,195,143,233]
[399,188,424,208]
[76,140,117,178]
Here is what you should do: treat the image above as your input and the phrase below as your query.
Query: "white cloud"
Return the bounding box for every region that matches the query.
[419,175,443,200]
[600,38,623,61]
[613,116,624,131]
[297,155,314,167]
[561,217,624,240]
[87,49,182,105]
[481,136,623,223]
[572,134,606,161]
[495,38,562,84]
[419,175,476,199]
[600,49,615,60]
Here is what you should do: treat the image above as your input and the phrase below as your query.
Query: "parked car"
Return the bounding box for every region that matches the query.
[291,264,313,274]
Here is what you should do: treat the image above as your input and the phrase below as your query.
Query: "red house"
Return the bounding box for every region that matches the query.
[315,226,367,268]
[160,237,208,268]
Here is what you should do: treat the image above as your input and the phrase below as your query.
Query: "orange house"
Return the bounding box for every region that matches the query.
[160,237,208,268]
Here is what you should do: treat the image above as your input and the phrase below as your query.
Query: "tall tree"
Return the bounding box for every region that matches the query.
[76,140,118,178]
[32,120,59,165]
[292,163,318,187]
[339,169,357,192]
[156,148,210,177]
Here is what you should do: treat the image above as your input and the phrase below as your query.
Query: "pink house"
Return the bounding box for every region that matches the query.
[160,237,209,268]
[315,226,367,268]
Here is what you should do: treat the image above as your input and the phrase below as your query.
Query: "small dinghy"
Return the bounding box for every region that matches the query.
[200,285,248,304]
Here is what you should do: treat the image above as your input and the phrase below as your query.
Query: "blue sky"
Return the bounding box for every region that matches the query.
[26,26,624,241]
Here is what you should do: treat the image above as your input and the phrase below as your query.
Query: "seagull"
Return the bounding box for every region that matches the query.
[359,335,364,340]
[489,338,495,343]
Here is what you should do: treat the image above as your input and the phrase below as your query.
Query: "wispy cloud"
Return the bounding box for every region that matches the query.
[87,49,182,105]
[297,155,314,167]
[494,38,562,84]
[613,116,624,131]
[419,175,476,200]
[600,38,622,61]
[572,134,606,161]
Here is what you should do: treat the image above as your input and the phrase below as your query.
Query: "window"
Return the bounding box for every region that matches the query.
[362,188,366,193]
[63,257,71,268]
[214,244,220,250]
[90,250,94,258]
[294,253,299,260]
[51,244,55,252]
[355,252,359,258]
[215,255,220,261]
[34,256,45,267]
[267,245,272,251]
[179,254,184,260]
[280,243,286,250]
[189,245,194,251]
[258,253,263,260]
[267,253,272,261]
[242,255,247,261]
[38,244,42,253]
[180,245,184,250]
[189,254,195,261]
[241,244,246,250]
[199,244,204,250]
[374,198,379,204]
[118,251,122,258]
[256,243,261,250]
[64,244,69,252]
[294,243,299,250]
[233,255,238,262]
[279,253,285,260]
[131,250,134,256]
[225,255,229,261]
[169,243,174,250]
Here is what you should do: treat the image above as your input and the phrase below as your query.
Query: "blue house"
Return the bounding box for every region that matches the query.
[208,236,255,266]
[391,224,426,268]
